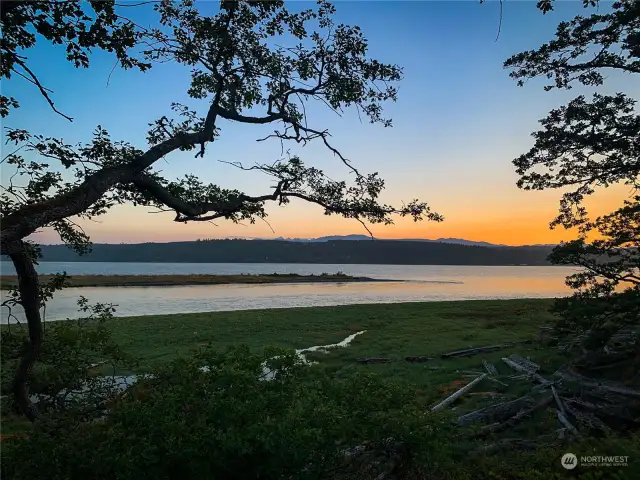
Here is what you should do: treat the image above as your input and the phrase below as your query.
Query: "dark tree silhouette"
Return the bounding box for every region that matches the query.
[0,0,151,119]
[0,0,441,420]
[506,0,639,356]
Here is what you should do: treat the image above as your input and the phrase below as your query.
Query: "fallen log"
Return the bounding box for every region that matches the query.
[482,359,498,376]
[559,368,640,398]
[441,344,514,359]
[557,409,581,437]
[562,396,640,428]
[563,401,610,433]
[357,357,391,364]
[457,395,535,426]
[509,355,540,372]
[486,376,509,388]
[502,357,550,385]
[432,374,487,412]
[467,391,501,397]
[404,356,434,363]
[551,385,565,416]
[481,395,553,435]
[532,380,560,392]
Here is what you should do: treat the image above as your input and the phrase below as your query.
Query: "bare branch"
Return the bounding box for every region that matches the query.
[12,57,73,122]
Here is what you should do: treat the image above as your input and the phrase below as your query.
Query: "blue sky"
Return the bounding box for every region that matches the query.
[3,0,637,244]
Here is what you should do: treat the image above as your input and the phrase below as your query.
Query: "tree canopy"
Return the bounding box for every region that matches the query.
[506,0,639,353]
[0,0,440,420]
[0,0,150,119]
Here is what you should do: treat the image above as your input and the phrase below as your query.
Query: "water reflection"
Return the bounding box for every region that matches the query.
[1,263,575,323]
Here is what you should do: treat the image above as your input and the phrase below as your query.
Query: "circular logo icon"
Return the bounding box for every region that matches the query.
[561,453,578,470]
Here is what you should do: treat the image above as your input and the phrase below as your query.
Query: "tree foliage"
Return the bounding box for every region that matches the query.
[1,295,130,418]
[0,0,440,419]
[1,0,441,252]
[506,0,639,353]
[0,0,150,119]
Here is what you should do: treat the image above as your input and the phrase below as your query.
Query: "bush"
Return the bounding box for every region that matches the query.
[1,345,462,480]
[1,297,131,416]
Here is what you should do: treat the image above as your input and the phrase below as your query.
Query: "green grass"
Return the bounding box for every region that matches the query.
[108,298,558,375]
[2,299,563,397]
[0,272,374,289]
[105,298,570,426]
[6,299,640,477]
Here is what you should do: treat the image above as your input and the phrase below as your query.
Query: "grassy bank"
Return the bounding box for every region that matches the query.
[103,299,638,476]
[108,299,556,377]
[0,272,382,289]
[4,299,640,478]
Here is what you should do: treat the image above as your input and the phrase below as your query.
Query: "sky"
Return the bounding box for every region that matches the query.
[2,0,638,246]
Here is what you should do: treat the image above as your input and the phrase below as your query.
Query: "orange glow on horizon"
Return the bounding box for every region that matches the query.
[29,184,630,246]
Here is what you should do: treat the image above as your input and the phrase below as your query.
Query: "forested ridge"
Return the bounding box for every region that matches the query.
[29,239,555,265]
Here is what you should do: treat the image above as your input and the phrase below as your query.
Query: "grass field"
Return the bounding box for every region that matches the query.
[107,298,554,370]
[4,299,640,477]
[93,299,574,445]
[106,299,566,411]
[2,300,552,431]
[102,298,640,473]
[0,272,380,289]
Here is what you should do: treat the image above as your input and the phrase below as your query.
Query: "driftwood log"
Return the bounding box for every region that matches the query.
[432,374,488,411]
[501,357,550,385]
[486,376,509,387]
[563,401,610,432]
[357,357,391,364]
[562,396,640,429]
[441,344,514,359]
[558,368,640,398]
[557,409,581,437]
[551,385,565,415]
[457,395,535,426]
[404,356,434,363]
[508,355,540,372]
[481,395,553,435]
[482,359,498,375]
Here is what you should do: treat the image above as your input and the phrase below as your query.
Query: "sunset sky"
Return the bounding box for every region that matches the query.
[3,0,637,246]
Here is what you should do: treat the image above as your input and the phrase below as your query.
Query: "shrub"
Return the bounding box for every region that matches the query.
[1,345,461,480]
[1,297,131,417]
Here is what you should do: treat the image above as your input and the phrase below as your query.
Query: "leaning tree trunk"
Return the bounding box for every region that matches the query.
[8,242,42,421]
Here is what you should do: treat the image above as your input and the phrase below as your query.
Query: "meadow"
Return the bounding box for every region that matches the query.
[3,299,639,479]
[108,298,554,374]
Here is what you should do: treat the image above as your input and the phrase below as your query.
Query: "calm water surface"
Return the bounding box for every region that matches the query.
[0,262,575,323]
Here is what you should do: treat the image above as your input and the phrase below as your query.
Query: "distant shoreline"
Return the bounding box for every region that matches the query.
[3,238,554,266]
[0,273,389,290]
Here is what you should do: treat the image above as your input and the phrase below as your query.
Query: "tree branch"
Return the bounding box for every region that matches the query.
[12,57,73,122]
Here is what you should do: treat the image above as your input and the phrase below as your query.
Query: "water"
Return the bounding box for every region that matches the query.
[0,262,575,323]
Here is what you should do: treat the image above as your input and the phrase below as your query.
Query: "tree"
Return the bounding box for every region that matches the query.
[505,0,639,356]
[0,0,150,119]
[0,0,441,420]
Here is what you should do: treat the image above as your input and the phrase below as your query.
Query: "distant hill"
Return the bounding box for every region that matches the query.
[27,239,556,266]
[429,238,507,247]
[269,235,545,248]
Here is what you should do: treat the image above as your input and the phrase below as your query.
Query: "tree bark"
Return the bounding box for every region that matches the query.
[0,128,213,251]
[8,242,42,421]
